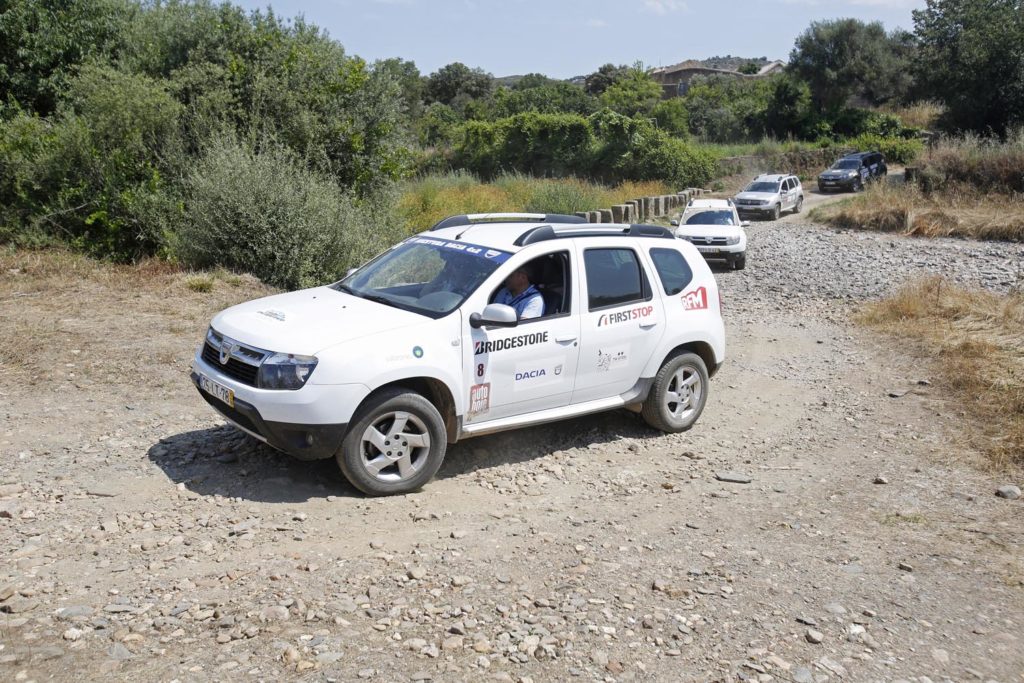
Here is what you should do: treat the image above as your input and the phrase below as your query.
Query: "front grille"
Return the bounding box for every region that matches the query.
[201,342,260,386]
[736,199,762,206]
[685,236,729,245]
[197,390,260,434]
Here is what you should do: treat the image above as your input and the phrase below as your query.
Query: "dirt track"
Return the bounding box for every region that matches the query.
[1,218,1022,682]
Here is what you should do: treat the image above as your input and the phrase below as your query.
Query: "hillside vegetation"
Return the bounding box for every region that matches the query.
[0,0,1021,286]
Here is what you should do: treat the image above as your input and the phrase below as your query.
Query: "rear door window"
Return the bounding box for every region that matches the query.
[649,248,693,295]
[584,248,651,310]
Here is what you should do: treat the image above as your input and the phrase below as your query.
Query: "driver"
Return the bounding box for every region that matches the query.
[494,266,544,320]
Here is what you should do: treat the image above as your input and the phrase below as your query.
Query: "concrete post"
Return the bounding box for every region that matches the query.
[599,209,613,223]
[611,205,626,223]
[575,211,588,220]
[626,201,639,223]
[588,210,601,223]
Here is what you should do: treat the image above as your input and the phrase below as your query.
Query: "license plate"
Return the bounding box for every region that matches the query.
[199,374,234,408]
[697,247,720,254]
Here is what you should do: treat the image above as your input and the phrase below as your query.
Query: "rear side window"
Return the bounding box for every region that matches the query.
[584,248,650,310]
[649,248,693,295]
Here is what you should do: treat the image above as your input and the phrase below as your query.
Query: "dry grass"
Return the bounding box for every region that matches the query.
[858,277,1024,471]
[811,182,1024,241]
[398,172,672,232]
[881,100,945,130]
[0,248,275,388]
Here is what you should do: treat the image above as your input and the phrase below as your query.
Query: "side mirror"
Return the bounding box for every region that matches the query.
[470,303,518,329]
[741,221,750,228]
[670,219,679,227]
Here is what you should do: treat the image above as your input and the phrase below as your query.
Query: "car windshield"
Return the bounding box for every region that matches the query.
[332,237,511,318]
[744,181,780,193]
[683,210,736,226]
[832,159,861,170]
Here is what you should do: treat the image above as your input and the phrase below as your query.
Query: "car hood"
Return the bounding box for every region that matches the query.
[675,225,744,238]
[211,286,425,356]
[734,192,778,202]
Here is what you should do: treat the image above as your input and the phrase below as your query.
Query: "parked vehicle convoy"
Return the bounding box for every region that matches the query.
[192,214,726,495]
[671,198,749,270]
[817,151,887,192]
[733,174,804,220]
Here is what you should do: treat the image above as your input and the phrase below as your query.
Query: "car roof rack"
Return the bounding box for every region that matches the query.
[429,213,587,231]
[514,223,675,247]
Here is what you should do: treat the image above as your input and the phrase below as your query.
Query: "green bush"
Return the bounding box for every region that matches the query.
[454,112,594,178]
[171,138,401,289]
[845,133,923,164]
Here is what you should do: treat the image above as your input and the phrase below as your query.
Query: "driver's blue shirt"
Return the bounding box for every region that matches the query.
[495,285,544,319]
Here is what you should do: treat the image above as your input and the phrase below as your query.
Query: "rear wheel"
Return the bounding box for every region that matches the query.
[641,352,710,433]
[336,388,447,496]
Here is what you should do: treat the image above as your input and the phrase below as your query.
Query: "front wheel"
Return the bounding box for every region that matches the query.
[854,178,864,192]
[732,253,746,270]
[771,203,781,221]
[793,196,804,214]
[641,352,710,433]
[336,388,447,496]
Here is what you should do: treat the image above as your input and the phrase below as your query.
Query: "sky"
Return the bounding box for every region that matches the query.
[230,0,927,78]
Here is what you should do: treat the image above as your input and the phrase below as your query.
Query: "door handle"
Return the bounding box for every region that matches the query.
[639,322,658,329]
[555,335,578,343]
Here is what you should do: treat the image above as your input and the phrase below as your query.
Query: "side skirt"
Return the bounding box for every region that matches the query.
[457,379,652,441]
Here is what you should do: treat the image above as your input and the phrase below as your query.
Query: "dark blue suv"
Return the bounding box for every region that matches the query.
[817,151,887,192]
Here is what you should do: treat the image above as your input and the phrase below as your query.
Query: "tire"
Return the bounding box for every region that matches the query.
[854,178,864,192]
[733,253,746,270]
[793,196,804,214]
[641,352,710,433]
[336,388,447,496]
[770,203,781,221]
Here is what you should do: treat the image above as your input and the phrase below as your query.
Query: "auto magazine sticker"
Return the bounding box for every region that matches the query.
[597,346,629,373]
[681,286,708,311]
[474,331,549,355]
[410,237,512,264]
[468,383,490,417]
[597,305,654,327]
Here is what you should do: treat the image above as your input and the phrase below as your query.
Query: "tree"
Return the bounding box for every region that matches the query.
[599,66,662,117]
[583,63,630,96]
[789,18,915,113]
[913,0,1024,135]
[424,62,493,106]
[0,0,132,114]
[764,75,812,139]
[375,58,423,119]
[738,62,760,75]
[651,98,689,138]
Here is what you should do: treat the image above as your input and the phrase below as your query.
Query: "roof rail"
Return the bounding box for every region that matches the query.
[514,223,675,247]
[429,213,586,231]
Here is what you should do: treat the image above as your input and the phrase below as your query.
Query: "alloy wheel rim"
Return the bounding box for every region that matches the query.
[359,411,431,482]
[664,366,703,421]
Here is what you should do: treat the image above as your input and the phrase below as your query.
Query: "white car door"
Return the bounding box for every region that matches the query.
[571,241,666,403]
[463,249,581,423]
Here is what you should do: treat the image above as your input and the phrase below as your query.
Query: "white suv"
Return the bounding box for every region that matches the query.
[192,214,726,495]
[733,173,804,221]
[671,198,748,270]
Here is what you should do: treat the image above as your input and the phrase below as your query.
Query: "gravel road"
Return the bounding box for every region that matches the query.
[2,219,1022,682]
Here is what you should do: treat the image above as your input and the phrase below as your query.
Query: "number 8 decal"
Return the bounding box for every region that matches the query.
[476,363,485,378]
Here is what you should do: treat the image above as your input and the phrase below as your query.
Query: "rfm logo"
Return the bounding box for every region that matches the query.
[681,286,708,311]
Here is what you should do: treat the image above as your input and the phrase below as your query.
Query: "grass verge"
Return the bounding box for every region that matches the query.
[397,172,671,232]
[811,183,1024,241]
[858,277,1024,471]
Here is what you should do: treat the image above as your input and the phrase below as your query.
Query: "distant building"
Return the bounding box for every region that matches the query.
[650,59,786,97]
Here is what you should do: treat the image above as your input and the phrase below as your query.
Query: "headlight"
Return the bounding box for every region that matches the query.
[258,353,318,390]
[725,235,741,245]
[757,200,769,206]
[846,171,858,177]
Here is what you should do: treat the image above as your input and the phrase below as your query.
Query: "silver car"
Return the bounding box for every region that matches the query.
[733,174,804,221]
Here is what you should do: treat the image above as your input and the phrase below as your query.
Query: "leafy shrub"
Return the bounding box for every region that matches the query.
[844,133,923,164]
[171,138,401,289]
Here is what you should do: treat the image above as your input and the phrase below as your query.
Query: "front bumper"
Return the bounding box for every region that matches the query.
[817,177,857,191]
[191,371,347,461]
[736,205,775,214]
